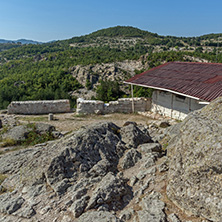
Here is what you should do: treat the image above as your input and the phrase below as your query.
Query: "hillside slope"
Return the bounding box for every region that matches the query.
[0,26,221,109]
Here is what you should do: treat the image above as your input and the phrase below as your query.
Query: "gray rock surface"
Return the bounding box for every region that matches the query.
[0,121,152,221]
[75,211,121,222]
[119,148,142,169]
[168,213,181,222]
[137,191,166,222]
[158,156,169,173]
[1,109,216,222]
[2,125,32,141]
[69,195,90,217]
[120,123,152,148]
[167,97,222,221]
[0,114,18,128]
[87,172,131,211]
[0,193,25,215]
[138,142,162,154]
[35,123,56,134]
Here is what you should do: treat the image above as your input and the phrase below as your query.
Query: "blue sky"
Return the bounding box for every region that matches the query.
[0,0,221,42]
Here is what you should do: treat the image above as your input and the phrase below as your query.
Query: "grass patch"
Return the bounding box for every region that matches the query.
[22,131,54,146]
[162,143,169,150]
[0,174,7,185]
[0,138,17,147]
[0,174,7,194]
[74,113,88,118]
[17,116,48,122]
[0,126,9,135]
[21,123,54,146]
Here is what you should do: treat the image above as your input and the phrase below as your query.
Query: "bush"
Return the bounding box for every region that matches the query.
[132,86,153,98]
[96,80,124,102]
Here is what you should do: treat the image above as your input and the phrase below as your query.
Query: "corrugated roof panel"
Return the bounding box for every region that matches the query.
[125,62,222,102]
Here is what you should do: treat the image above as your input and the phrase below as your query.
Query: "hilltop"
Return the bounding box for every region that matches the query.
[0,26,221,109]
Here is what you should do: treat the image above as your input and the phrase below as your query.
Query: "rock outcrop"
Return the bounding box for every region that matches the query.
[167,97,222,221]
[70,60,148,98]
[0,121,168,221]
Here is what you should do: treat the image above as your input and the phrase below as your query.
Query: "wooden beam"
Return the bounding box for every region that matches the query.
[171,93,174,118]
[131,84,135,113]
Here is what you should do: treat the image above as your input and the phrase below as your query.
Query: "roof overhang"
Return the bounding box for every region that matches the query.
[124,81,209,103]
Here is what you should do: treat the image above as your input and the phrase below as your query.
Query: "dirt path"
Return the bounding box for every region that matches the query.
[16,112,155,132]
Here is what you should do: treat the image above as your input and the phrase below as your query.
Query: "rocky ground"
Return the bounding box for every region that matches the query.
[0,99,221,222]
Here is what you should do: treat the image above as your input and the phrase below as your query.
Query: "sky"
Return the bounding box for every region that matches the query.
[0,0,222,42]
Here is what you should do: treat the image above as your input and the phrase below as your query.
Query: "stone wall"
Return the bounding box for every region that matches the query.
[7,100,71,114]
[76,97,151,114]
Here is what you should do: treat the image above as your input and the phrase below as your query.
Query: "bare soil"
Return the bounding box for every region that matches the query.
[16,112,155,132]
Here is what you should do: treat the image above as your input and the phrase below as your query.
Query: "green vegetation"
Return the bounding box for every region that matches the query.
[17,116,48,122]
[0,138,17,147]
[0,123,55,147]
[68,26,158,44]
[0,174,7,184]
[0,26,221,109]
[0,42,22,52]
[132,86,153,98]
[96,80,124,102]
[21,123,54,146]
[0,174,7,194]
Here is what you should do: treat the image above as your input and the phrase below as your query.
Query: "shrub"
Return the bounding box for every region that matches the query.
[96,80,124,102]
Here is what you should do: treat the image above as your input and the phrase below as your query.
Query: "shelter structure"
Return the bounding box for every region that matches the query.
[125,62,222,120]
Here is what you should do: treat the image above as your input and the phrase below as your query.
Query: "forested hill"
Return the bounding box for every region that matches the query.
[0,26,221,109]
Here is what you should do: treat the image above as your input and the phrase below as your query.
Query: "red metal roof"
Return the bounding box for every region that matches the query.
[125,61,222,102]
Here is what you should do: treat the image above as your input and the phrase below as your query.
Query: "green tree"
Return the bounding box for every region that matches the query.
[96,80,124,102]
[133,86,153,98]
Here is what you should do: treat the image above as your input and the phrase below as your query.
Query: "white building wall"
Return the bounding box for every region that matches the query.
[151,90,205,120]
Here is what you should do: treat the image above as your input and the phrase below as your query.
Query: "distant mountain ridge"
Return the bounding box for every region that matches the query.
[0,39,43,44]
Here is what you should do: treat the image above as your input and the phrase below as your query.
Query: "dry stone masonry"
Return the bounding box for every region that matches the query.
[7,100,70,114]
[76,97,151,114]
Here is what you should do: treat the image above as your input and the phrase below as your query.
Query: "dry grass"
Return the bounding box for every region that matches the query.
[0,174,7,194]
[0,138,17,147]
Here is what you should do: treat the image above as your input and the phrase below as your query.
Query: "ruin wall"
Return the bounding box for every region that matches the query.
[76,97,151,114]
[7,100,71,114]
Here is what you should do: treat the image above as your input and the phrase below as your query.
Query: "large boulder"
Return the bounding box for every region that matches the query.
[167,97,222,221]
